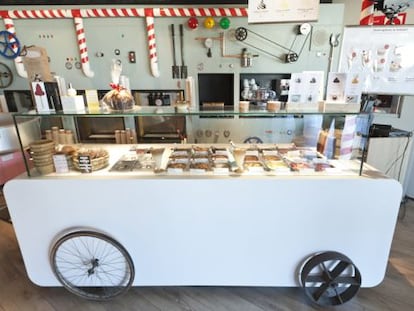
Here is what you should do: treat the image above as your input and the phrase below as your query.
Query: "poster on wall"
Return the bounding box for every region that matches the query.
[338,26,414,95]
[248,0,319,23]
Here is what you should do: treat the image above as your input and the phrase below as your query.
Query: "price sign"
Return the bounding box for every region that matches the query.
[78,155,92,173]
[53,154,69,173]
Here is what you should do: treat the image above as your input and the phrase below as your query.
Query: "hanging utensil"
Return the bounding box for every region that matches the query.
[328,33,341,73]
[204,38,213,58]
[179,24,187,79]
[325,33,341,96]
[170,24,180,79]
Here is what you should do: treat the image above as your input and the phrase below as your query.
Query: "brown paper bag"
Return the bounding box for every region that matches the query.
[22,46,53,82]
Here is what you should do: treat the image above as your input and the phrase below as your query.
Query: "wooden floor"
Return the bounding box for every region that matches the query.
[0,199,413,311]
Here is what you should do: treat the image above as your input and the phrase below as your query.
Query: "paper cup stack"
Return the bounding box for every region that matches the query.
[30,139,55,175]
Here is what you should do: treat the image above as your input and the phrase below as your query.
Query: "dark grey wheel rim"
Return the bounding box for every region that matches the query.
[300,251,361,306]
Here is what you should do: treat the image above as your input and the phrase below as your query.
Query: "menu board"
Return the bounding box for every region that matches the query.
[338,26,414,95]
[248,0,319,23]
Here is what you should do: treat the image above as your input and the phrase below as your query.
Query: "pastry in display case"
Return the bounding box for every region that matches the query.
[243,149,265,172]
[72,148,110,172]
[190,159,211,173]
[23,139,345,176]
[110,147,164,172]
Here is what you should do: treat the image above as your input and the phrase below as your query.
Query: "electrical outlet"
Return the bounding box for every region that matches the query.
[128,51,136,63]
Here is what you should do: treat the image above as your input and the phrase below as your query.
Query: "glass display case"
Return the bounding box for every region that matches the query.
[12,107,371,178]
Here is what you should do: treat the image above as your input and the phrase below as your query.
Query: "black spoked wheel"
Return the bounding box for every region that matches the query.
[299,251,361,306]
[235,27,248,41]
[50,230,135,301]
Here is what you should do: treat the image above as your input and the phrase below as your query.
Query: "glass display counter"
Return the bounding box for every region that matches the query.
[11,108,371,178]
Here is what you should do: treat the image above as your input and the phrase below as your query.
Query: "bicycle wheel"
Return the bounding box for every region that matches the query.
[50,230,135,300]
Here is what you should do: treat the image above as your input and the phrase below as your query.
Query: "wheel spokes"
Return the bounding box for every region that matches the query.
[300,251,362,306]
[51,231,134,300]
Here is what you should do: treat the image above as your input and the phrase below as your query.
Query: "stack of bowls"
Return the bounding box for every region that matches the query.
[30,139,55,175]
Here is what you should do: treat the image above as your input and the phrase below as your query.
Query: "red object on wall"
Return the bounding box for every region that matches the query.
[373,13,407,25]
[360,0,375,25]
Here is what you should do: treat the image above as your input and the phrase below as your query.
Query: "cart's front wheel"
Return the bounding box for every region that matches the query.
[50,230,134,300]
[299,251,361,306]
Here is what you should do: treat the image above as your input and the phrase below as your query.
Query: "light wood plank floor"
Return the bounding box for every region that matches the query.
[0,199,413,311]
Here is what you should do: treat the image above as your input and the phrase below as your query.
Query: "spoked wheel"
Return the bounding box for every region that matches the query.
[0,30,21,59]
[243,136,263,144]
[299,251,361,306]
[235,27,248,41]
[0,63,13,88]
[50,230,135,300]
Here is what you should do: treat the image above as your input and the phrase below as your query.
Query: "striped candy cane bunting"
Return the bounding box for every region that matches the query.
[82,8,145,18]
[360,0,375,25]
[6,9,68,19]
[157,7,247,17]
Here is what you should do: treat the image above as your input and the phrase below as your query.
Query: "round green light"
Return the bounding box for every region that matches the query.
[219,17,230,30]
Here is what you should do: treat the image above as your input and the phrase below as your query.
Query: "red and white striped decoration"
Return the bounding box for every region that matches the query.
[146,15,159,78]
[360,0,375,25]
[73,15,94,78]
[0,7,247,79]
[6,9,68,19]
[339,116,357,160]
[157,7,247,17]
[81,8,145,18]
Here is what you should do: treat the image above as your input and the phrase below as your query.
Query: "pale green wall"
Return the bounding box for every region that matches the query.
[0,4,344,93]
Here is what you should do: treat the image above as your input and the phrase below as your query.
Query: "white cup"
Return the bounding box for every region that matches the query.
[239,101,250,112]
[267,100,281,112]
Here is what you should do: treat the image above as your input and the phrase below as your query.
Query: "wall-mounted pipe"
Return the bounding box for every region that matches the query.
[0,7,247,79]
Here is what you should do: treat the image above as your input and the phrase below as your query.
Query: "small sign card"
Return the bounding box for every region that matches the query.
[326,73,347,103]
[344,73,365,104]
[326,72,365,105]
[53,154,69,174]
[85,89,100,112]
[78,155,92,173]
[288,72,323,104]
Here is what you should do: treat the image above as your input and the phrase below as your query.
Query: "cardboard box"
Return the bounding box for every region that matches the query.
[61,95,86,112]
